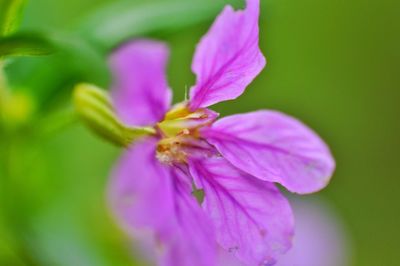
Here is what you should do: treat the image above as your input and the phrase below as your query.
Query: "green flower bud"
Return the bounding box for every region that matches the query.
[73,83,155,147]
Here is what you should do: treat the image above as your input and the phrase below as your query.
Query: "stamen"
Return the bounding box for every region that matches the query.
[156,101,219,164]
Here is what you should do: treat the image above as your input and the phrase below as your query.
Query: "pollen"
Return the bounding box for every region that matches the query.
[156,137,187,164]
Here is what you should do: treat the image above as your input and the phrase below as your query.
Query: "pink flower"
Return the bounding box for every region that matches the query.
[275,198,350,266]
[108,0,335,265]
[218,198,350,266]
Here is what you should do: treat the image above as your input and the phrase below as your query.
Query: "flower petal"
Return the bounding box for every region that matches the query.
[159,167,216,266]
[189,157,294,266]
[109,140,216,266]
[109,39,172,126]
[202,110,335,194]
[108,137,174,231]
[218,246,245,266]
[216,198,350,266]
[189,0,265,110]
[276,198,350,266]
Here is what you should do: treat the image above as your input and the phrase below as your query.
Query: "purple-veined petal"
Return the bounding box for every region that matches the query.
[202,110,335,194]
[108,137,174,232]
[109,140,216,266]
[217,198,351,266]
[159,166,216,266]
[189,0,265,110]
[189,157,294,266]
[109,39,172,126]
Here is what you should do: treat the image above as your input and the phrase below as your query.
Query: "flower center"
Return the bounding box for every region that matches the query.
[155,102,217,164]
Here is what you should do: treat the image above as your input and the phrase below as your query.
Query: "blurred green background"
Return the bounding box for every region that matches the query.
[0,0,399,265]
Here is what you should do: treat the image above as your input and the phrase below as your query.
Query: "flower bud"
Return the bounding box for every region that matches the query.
[73,83,155,147]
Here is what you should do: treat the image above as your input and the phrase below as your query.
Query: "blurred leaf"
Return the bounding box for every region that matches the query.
[78,0,241,52]
[0,0,27,36]
[5,32,110,108]
[47,31,110,85]
[0,32,54,57]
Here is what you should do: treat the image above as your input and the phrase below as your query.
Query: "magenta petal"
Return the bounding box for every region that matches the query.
[189,0,266,110]
[189,157,294,266]
[218,246,244,266]
[159,167,216,266]
[109,141,216,266]
[202,110,336,194]
[108,138,174,232]
[217,199,350,266]
[109,40,172,126]
[276,199,350,266]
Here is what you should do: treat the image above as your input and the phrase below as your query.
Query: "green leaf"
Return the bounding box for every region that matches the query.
[0,0,27,36]
[0,33,54,57]
[77,0,241,52]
